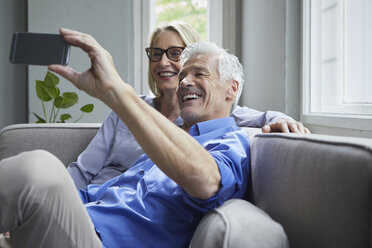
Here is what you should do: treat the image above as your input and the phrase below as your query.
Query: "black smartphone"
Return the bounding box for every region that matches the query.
[9,32,71,66]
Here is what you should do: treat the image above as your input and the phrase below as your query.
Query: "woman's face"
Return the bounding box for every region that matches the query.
[150,30,185,95]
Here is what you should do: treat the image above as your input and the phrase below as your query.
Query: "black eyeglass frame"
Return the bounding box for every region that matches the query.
[145,46,185,62]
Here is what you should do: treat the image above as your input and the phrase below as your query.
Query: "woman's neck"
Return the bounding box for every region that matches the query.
[154,92,180,122]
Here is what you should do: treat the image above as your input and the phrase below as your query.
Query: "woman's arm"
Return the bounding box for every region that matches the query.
[232,105,310,133]
[67,111,117,189]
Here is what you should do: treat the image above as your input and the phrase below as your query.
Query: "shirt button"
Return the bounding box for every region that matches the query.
[139,170,144,175]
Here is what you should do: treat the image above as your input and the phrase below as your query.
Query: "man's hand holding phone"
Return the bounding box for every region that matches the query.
[48,28,125,107]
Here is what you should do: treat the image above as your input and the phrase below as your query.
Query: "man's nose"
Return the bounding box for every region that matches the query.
[179,75,194,88]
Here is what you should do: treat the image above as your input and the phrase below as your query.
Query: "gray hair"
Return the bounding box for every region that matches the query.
[180,41,244,110]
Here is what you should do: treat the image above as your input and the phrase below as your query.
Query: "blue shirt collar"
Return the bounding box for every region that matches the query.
[188,117,236,136]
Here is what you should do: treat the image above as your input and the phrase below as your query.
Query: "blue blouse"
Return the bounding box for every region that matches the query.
[68,95,289,189]
[79,117,250,248]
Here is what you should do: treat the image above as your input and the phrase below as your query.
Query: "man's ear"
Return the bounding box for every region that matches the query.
[226,80,239,101]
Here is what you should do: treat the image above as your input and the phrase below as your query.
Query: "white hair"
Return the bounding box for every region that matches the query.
[180,41,244,110]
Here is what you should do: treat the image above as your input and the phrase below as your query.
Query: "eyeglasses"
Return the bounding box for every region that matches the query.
[145,47,185,62]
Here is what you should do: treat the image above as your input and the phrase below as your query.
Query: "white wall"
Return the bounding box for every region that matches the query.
[0,0,27,129]
[240,0,300,120]
[28,0,135,123]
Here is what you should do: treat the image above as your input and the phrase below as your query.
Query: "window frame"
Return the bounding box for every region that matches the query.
[301,0,372,132]
[133,0,155,96]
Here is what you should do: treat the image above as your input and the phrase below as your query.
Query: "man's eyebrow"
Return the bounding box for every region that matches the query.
[178,64,209,80]
[191,65,208,72]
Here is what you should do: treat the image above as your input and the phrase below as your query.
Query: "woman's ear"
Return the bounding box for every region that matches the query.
[226,80,239,101]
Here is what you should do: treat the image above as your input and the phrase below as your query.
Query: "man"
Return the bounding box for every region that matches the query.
[0,29,286,247]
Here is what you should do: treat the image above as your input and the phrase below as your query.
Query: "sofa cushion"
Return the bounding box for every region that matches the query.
[190,199,288,248]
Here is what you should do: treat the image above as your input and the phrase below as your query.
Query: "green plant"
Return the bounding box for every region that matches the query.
[33,71,94,123]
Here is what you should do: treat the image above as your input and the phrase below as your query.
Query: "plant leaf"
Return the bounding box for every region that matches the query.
[60,113,72,121]
[44,71,59,87]
[36,79,60,101]
[80,104,94,113]
[54,92,78,108]
[44,85,60,99]
[33,112,47,123]
[36,80,52,101]
[61,92,78,108]
[53,96,64,108]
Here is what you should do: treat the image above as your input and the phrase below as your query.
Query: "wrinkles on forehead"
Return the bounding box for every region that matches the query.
[179,53,219,80]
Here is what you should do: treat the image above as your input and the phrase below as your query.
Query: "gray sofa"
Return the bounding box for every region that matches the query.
[0,123,371,248]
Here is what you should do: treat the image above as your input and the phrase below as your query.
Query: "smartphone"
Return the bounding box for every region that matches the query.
[9,32,71,66]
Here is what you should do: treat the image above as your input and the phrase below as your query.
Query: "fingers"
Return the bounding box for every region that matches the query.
[59,28,101,54]
[263,121,289,133]
[48,65,80,87]
[58,28,115,74]
[59,28,80,37]
[290,122,311,134]
[287,121,299,133]
[297,122,305,133]
[262,125,271,133]
[265,119,311,134]
[277,122,290,133]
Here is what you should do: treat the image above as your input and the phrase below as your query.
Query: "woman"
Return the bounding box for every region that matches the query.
[147,21,200,122]
[67,21,299,189]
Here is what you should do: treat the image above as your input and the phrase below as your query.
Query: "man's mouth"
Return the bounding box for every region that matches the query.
[182,94,201,102]
[158,72,177,78]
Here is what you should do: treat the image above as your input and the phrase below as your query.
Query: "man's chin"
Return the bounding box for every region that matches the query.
[180,110,202,125]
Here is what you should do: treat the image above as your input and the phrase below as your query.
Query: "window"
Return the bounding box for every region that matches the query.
[302,0,372,131]
[155,0,208,40]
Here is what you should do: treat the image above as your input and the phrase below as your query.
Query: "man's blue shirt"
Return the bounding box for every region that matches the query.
[68,95,287,189]
[79,117,250,248]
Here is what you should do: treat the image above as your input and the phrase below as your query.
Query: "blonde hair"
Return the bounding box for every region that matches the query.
[147,21,201,97]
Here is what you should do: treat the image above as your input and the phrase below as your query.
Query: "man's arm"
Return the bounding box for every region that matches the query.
[232,105,310,134]
[49,29,220,199]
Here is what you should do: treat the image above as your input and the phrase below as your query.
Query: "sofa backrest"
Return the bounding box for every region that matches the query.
[0,125,261,167]
[249,133,372,248]
[0,123,101,166]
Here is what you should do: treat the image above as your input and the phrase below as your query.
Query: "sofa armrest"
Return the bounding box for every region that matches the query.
[250,133,372,247]
[0,123,101,166]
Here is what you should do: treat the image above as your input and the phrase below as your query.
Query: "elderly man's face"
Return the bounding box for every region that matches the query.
[177,53,237,125]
